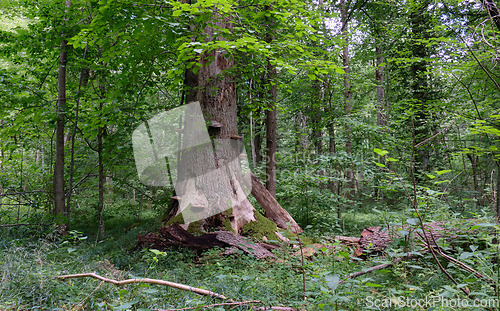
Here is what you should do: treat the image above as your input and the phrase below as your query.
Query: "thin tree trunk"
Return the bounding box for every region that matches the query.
[265,59,277,198]
[97,75,106,238]
[54,1,72,233]
[249,78,256,168]
[376,46,386,128]
[375,46,386,199]
[264,4,277,198]
[254,111,263,165]
[467,154,481,207]
[66,47,88,217]
[496,162,500,219]
[0,133,3,209]
[410,0,432,179]
[341,0,354,199]
[97,118,105,238]
[482,0,500,32]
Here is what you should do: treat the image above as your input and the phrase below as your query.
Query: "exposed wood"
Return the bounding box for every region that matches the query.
[216,231,274,259]
[250,173,302,233]
[333,236,360,244]
[56,272,228,300]
[138,224,275,258]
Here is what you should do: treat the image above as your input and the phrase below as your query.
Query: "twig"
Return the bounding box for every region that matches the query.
[338,255,413,285]
[72,280,104,311]
[157,300,261,311]
[56,273,229,300]
[0,223,47,228]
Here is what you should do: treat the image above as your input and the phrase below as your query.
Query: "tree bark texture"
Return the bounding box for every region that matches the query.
[341,0,355,199]
[265,59,277,198]
[178,9,255,233]
[54,38,68,232]
[409,0,432,178]
[250,173,302,233]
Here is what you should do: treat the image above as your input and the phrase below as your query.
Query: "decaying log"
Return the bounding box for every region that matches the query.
[354,219,488,256]
[138,224,274,258]
[216,231,274,259]
[56,272,228,300]
[250,173,302,234]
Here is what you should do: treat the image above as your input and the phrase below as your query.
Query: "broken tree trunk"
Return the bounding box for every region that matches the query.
[250,173,302,234]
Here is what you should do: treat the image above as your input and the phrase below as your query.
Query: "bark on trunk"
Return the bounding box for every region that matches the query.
[467,153,481,206]
[496,162,500,219]
[97,102,105,238]
[174,10,255,233]
[67,50,88,217]
[264,4,277,198]
[54,37,68,233]
[376,46,386,128]
[254,112,263,165]
[341,0,355,199]
[0,130,3,209]
[250,173,302,233]
[375,46,386,199]
[265,60,277,198]
[410,0,432,179]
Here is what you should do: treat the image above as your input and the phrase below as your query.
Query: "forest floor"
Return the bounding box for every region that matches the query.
[0,202,498,310]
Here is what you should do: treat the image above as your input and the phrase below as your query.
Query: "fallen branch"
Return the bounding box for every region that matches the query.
[338,255,413,285]
[0,223,47,228]
[56,273,229,300]
[158,300,261,311]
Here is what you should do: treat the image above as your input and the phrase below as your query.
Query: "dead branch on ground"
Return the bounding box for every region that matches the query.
[56,273,228,300]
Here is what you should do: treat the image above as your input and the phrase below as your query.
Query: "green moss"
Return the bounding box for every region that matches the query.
[164,213,185,226]
[241,210,280,241]
[222,218,235,233]
[187,220,202,235]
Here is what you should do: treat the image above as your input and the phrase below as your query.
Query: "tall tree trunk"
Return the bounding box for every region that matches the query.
[341,0,355,200]
[467,153,481,206]
[97,75,106,238]
[97,112,105,238]
[376,46,387,128]
[0,126,3,209]
[66,48,88,218]
[173,10,256,233]
[54,0,71,233]
[264,4,277,198]
[155,6,300,235]
[375,46,386,199]
[265,59,277,198]
[496,161,500,219]
[254,110,263,165]
[410,0,432,179]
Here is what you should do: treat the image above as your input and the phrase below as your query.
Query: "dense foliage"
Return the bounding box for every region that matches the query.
[0,0,499,310]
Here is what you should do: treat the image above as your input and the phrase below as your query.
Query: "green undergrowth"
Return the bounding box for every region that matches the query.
[0,202,499,310]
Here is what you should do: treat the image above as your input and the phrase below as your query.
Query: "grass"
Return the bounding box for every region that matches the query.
[0,201,498,310]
